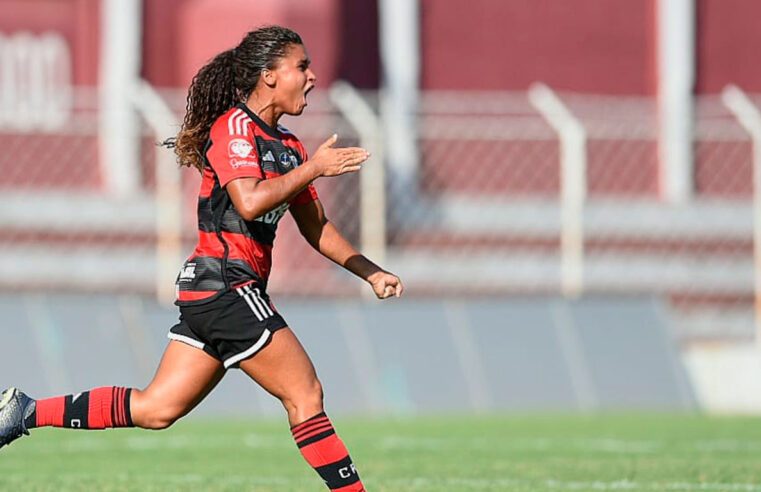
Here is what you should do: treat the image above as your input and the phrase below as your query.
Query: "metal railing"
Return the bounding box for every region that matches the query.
[1,82,760,341]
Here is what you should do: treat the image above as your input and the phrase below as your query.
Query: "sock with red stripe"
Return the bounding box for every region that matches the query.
[23,387,134,430]
[291,412,364,491]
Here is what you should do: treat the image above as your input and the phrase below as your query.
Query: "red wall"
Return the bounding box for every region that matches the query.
[141,0,185,88]
[142,0,379,90]
[2,0,761,95]
[0,0,100,86]
[695,0,761,93]
[420,0,657,94]
[174,0,340,90]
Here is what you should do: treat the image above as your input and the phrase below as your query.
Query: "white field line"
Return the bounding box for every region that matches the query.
[0,473,302,486]
[22,433,761,455]
[377,436,662,453]
[18,432,292,454]
[383,478,761,491]
[3,473,761,491]
[695,439,761,452]
[378,435,761,454]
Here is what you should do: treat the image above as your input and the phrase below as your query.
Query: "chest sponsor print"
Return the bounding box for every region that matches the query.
[254,202,289,225]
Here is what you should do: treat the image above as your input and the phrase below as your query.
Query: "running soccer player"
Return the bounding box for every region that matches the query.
[0,25,402,492]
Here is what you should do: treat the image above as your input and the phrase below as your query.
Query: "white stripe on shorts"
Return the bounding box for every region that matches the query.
[235,286,267,321]
[244,285,274,316]
[167,332,205,350]
[223,328,272,368]
[236,287,263,320]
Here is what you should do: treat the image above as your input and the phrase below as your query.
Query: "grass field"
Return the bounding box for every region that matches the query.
[2,414,761,491]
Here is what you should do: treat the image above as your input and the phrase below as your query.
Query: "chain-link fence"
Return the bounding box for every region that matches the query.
[0,85,758,340]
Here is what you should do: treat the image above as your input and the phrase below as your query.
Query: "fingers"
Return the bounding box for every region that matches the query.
[338,148,370,161]
[375,276,403,299]
[316,144,370,177]
[344,152,369,166]
[382,285,395,299]
[333,149,370,175]
[376,284,394,299]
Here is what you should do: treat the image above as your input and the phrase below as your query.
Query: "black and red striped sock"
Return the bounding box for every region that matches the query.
[291,412,364,491]
[24,387,133,430]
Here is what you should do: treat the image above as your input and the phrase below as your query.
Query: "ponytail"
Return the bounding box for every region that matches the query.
[162,50,237,172]
[162,25,303,173]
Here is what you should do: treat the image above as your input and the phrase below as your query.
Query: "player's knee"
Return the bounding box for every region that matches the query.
[131,390,184,430]
[142,409,181,430]
[300,378,324,408]
[282,379,323,417]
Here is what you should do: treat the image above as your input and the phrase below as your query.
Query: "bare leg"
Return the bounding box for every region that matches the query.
[238,328,322,426]
[130,340,225,429]
[239,328,364,490]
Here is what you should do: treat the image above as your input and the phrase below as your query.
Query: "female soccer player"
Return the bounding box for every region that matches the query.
[0,25,402,491]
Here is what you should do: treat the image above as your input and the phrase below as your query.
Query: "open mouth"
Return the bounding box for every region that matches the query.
[300,86,314,109]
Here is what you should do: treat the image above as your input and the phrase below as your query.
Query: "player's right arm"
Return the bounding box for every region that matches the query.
[226,134,369,221]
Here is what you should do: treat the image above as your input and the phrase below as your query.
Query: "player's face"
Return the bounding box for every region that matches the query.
[272,43,316,116]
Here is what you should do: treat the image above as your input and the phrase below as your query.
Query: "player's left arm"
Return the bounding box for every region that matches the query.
[290,198,403,299]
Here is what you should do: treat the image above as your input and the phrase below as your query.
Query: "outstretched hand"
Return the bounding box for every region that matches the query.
[310,134,370,177]
[367,271,404,299]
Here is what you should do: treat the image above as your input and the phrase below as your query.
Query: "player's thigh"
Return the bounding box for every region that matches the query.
[238,328,321,405]
[133,340,225,419]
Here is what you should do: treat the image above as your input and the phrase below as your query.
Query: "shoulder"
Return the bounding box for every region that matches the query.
[210,107,253,141]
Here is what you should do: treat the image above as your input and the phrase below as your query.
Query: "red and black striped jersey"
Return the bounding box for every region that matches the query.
[175,103,318,305]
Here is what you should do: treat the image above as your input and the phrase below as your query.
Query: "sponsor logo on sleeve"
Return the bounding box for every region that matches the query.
[229,138,253,158]
[228,138,258,169]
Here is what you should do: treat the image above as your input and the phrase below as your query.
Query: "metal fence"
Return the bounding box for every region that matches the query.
[0,84,758,341]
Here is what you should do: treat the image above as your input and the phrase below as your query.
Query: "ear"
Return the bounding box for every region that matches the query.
[260,68,277,88]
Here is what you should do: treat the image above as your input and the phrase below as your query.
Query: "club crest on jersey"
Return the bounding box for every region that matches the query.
[279,152,298,169]
[228,138,254,158]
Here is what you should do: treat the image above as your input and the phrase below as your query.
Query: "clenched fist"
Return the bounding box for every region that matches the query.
[367,271,404,299]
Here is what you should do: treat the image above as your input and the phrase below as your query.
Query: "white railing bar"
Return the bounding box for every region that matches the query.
[529,82,587,298]
[722,84,761,346]
[329,81,386,298]
[130,80,182,307]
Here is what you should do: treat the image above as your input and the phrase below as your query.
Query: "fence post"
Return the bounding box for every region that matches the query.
[657,0,696,203]
[529,83,587,298]
[330,82,387,296]
[99,0,142,195]
[130,80,182,307]
[722,84,761,345]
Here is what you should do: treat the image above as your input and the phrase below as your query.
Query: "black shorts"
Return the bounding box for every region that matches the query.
[168,284,288,369]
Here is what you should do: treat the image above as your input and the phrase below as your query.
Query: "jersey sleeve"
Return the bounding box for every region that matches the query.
[289,142,319,206]
[206,122,263,188]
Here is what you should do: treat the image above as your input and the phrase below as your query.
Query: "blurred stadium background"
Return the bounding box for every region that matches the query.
[2,0,761,422]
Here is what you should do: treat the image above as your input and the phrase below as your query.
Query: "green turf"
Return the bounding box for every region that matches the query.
[3,413,761,491]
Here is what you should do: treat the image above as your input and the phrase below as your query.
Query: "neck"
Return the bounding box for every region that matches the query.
[245,93,281,128]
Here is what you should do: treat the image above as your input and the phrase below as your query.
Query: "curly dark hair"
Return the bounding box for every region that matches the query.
[162,25,303,172]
